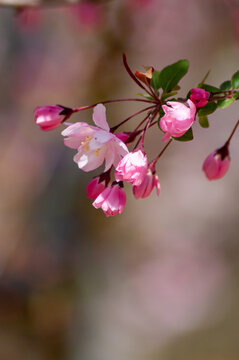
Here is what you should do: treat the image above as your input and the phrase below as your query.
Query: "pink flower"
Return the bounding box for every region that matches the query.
[93,184,126,217]
[133,169,160,199]
[160,100,196,142]
[34,105,71,131]
[115,150,148,186]
[62,104,129,172]
[86,177,106,199]
[190,88,209,108]
[202,147,230,180]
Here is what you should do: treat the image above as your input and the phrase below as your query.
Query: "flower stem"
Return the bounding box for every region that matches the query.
[122,54,160,103]
[110,105,155,132]
[150,139,173,167]
[225,120,239,145]
[73,98,156,113]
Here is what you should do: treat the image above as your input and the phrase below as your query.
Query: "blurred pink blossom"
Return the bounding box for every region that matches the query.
[70,1,103,29]
[16,7,41,31]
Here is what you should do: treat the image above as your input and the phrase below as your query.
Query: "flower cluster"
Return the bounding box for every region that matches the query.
[34,55,239,216]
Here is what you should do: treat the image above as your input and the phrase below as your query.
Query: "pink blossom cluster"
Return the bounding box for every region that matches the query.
[34,56,239,216]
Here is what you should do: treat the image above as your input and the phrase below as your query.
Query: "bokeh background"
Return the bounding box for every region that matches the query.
[0,0,238,359]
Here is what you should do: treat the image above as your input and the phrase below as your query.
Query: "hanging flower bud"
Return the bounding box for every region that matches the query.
[115,149,148,186]
[86,177,106,199]
[93,183,126,217]
[133,169,160,199]
[34,105,73,131]
[160,100,196,142]
[190,88,209,108]
[202,145,230,180]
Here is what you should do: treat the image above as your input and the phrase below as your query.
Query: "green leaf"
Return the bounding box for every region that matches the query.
[173,127,193,142]
[136,93,154,100]
[199,84,220,93]
[232,70,239,89]
[151,70,160,91]
[198,102,217,116]
[161,91,178,101]
[217,98,235,108]
[198,115,209,128]
[233,91,239,99]
[220,80,231,90]
[159,60,189,93]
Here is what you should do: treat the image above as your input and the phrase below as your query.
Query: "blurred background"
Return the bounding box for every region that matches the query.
[0,0,238,359]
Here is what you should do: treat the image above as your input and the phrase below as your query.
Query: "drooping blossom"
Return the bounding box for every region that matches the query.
[62,104,129,172]
[115,149,148,186]
[190,88,209,108]
[86,177,106,199]
[133,169,160,199]
[34,105,72,131]
[93,183,126,216]
[160,100,196,142]
[202,146,230,180]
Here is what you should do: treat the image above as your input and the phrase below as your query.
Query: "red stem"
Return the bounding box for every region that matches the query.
[110,105,155,132]
[225,120,239,145]
[73,98,156,112]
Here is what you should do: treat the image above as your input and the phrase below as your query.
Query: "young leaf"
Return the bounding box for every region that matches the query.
[232,70,239,89]
[159,60,189,93]
[220,80,231,90]
[151,70,160,91]
[161,91,178,101]
[217,98,235,108]
[173,127,193,142]
[198,102,217,116]
[198,115,209,128]
[198,70,211,87]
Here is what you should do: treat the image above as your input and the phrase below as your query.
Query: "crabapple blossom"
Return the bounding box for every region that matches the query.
[86,177,106,199]
[190,88,209,108]
[34,105,70,131]
[160,99,196,142]
[133,169,160,199]
[62,104,129,172]
[93,183,126,217]
[202,148,230,180]
[115,149,148,186]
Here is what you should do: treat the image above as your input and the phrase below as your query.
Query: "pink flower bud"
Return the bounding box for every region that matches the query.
[93,184,126,217]
[190,88,209,108]
[86,177,106,199]
[115,150,148,186]
[133,169,160,199]
[115,132,130,143]
[34,105,71,131]
[160,99,196,142]
[202,146,230,180]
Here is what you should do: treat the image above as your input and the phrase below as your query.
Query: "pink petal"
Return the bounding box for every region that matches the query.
[93,104,109,131]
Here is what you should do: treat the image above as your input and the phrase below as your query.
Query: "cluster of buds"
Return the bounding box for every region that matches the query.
[34,55,239,216]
